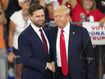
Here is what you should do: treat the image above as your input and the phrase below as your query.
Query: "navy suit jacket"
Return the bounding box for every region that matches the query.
[49,24,96,79]
[18,25,53,79]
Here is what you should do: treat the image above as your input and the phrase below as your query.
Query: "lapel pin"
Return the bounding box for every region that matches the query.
[72,32,75,34]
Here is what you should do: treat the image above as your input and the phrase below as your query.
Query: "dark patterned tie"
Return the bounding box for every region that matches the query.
[60,29,68,76]
[39,29,48,54]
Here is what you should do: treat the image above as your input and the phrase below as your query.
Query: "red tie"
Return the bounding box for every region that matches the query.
[60,29,68,76]
[39,29,48,54]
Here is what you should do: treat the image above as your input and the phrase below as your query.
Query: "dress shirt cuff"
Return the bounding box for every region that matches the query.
[45,63,48,70]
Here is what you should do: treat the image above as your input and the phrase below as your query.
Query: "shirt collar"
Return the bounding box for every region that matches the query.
[31,21,42,32]
[58,22,70,33]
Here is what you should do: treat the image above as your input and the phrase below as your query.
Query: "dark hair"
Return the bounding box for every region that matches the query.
[28,3,44,16]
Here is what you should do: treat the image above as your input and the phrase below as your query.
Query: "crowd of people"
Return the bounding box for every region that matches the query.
[0,0,105,79]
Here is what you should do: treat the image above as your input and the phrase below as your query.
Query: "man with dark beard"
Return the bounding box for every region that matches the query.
[18,4,55,79]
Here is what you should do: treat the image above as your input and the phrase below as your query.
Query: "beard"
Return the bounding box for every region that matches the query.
[33,20,45,28]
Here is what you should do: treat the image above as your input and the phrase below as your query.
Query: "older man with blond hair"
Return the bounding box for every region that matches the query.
[49,5,96,79]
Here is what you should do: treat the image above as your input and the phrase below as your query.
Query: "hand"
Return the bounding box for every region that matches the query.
[7,52,16,63]
[51,61,55,72]
[47,62,55,72]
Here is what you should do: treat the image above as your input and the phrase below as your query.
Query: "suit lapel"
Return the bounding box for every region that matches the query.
[68,24,72,57]
[29,26,46,54]
[51,27,58,64]
[53,27,58,54]
[54,27,58,47]
[68,24,76,66]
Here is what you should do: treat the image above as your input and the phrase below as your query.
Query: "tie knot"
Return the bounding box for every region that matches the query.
[61,29,64,33]
[39,29,42,32]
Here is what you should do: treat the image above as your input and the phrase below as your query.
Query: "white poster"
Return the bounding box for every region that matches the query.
[82,22,105,45]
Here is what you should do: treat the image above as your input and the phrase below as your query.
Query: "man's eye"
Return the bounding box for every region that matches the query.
[36,15,45,17]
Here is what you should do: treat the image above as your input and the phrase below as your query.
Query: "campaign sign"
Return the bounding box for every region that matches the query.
[82,22,105,45]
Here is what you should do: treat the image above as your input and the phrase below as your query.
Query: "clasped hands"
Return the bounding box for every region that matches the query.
[47,61,55,72]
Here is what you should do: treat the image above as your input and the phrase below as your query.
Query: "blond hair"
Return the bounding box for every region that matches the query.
[53,5,70,15]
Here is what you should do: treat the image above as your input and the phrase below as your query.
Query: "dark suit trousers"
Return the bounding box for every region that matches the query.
[55,67,70,79]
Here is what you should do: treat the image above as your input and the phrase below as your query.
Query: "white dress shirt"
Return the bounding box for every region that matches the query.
[56,22,70,67]
[31,22,50,53]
